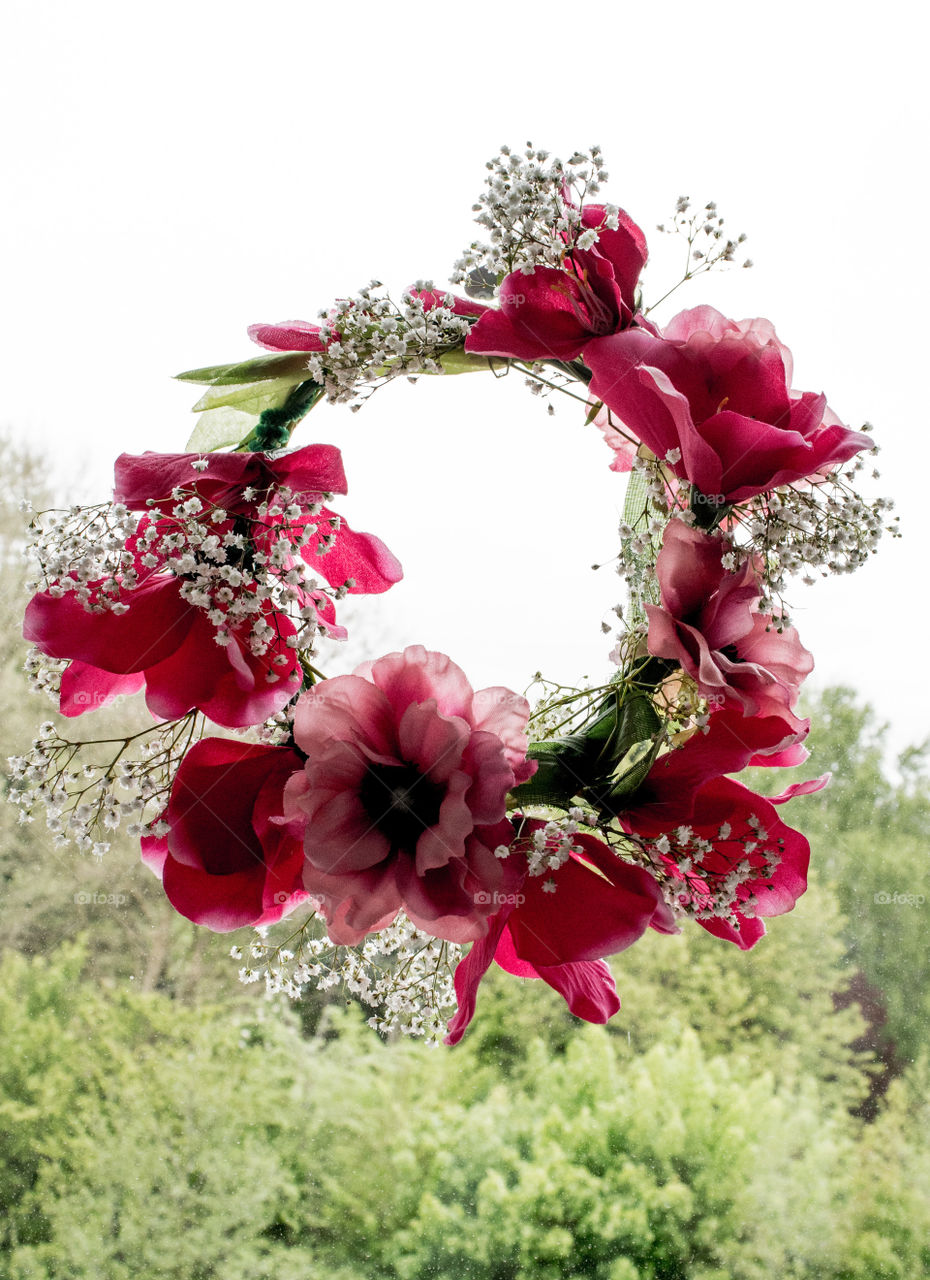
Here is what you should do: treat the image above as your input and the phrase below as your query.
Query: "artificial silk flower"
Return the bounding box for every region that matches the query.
[465,205,648,363]
[114,445,403,596]
[142,739,308,932]
[284,646,536,945]
[585,305,871,501]
[445,820,677,1044]
[645,521,813,734]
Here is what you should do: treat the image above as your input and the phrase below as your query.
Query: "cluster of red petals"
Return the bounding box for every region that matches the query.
[113,445,403,596]
[585,306,871,501]
[142,739,308,932]
[24,445,402,728]
[463,205,648,364]
[646,521,813,737]
[618,710,828,949]
[283,646,537,945]
[26,575,302,728]
[446,819,678,1044]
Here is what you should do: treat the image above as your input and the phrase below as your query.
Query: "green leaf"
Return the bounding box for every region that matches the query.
[184,406,259,452]
[192,377,302,416]
[510,741,589,810]
[585,398,604,425]
[604,738,662,803]
[175,352,313,386]
[436,349,497,375]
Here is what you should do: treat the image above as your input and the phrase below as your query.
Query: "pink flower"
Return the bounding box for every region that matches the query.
[465,205,648,363]
[617,710,828,948]
[284,646,536,944]
[247,320,330,352]
[445,821,677,1044]
[25,573,303,728]
[141,739,309,931]
[114,444,403,597]
[585,306,871,501]
[645,521,812,734]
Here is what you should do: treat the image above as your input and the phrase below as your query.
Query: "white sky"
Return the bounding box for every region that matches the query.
[2,0,928,759]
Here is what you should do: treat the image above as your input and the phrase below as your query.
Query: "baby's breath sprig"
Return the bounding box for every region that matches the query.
[8,711,202,852]
[647,196,751,315]
[235,911,462,1044]
[452,142,619,287]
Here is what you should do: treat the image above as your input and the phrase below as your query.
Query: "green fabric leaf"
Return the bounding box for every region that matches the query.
[175,352,313,386]
[184,406,259,452]
[192,377,302,415]
[436,349,496,375]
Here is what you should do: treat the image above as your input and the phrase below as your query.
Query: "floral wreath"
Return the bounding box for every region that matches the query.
[12,145,896,1045]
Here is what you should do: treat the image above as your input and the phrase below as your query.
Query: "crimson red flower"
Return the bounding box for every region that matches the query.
[645,521,812,735]
[284,646,536,945]
[114,444,403,596]
[464,205,648,363]
[617,711,828,949]
[585,306,871,501]
[446,821,677,1044]
[141,739,309,932]
[26,576,302,727]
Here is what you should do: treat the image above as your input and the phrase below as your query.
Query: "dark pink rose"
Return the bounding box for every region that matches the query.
[585,305,872,501]
[645,521,812,734]
[114,445,403,596]
[141,739,308,932]
[25,574,302,728]
[465,205,648,363]
[445,820,677,1044]
[284,646,536,945]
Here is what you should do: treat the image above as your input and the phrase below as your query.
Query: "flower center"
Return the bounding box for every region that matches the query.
[359,762,445,851]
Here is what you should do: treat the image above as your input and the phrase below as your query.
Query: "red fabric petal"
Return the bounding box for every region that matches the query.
[25,578,196,674]
[59,663,145,716]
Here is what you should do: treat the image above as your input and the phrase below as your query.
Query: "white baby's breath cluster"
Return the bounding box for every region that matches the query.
[235,912,461,1044]
[452,142,619,288]
[306,284,473,408]
[8,713,199,851]
[642,815,783,932]
[725,451,898,618]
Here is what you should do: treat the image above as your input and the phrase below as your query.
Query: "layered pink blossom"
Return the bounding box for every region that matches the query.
[446,821,677,1044]
[284,646,537,944]
[114,445,403,596]
[585,306,871,501]
[25,574,302,727]
[142,739,308,931]
[645,521,812,734]
[465,205,648,362]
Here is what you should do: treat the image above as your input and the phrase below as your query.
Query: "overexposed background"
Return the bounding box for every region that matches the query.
[2,0,926,755]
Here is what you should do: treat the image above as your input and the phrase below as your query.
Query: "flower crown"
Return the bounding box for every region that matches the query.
[11,144,895,1044]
